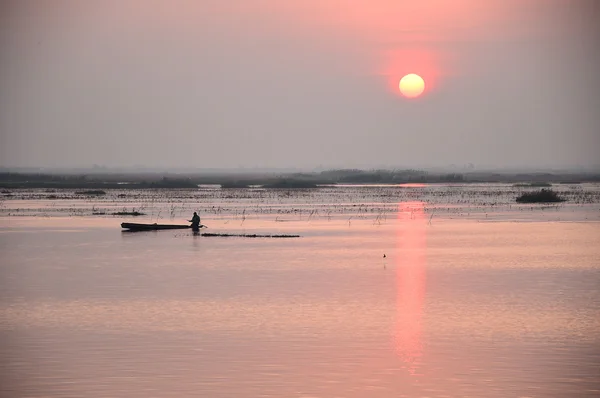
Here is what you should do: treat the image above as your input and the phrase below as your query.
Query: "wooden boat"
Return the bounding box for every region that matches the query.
[121,222,199,231]
[121,223,300,237]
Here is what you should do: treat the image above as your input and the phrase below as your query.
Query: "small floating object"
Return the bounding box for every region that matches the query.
[201,233,300,238]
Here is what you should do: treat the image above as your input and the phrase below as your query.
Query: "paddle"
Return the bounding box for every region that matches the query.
[189,223,208,229]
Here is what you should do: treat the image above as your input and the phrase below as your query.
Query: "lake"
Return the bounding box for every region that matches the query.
[1,184,599,397]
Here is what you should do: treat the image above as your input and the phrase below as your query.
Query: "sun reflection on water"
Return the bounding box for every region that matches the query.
[395,201,427,375]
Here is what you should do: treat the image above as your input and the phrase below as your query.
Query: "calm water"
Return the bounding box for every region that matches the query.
[1,186,599,397]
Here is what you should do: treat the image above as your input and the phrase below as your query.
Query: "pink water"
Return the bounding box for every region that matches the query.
[1,187,599,397]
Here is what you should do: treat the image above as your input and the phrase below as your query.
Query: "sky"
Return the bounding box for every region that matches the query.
[0,0,598,171]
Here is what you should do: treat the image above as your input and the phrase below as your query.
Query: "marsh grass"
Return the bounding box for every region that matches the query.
[513,182,552,187]
[112,207,146,216]
[516,189,565,203]
[3,183,599,220]
[75,190,106,195]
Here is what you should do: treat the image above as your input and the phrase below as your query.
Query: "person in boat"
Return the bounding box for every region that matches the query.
[189,211,201,231]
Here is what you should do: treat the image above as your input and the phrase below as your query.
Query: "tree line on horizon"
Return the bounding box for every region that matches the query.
[0,169,598,189]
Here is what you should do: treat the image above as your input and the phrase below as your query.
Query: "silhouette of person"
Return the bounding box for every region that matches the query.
[189,211,201,232]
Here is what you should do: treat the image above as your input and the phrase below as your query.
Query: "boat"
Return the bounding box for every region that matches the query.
[121,222,202,231]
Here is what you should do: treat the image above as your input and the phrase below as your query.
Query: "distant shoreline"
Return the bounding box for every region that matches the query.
[1,169,599,189]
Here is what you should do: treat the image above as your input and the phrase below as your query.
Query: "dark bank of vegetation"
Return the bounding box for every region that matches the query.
[112,211,145,216]
[201,232,300,238]
[513,182,552,187]
[75,190,106,195]
[262,179,318,189]
[0,174,198,189]
[516,189,566,203]
[1,169,599,189]
[317,169,464,183]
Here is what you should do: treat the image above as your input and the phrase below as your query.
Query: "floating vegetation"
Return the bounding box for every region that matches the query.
[112,210,146,216]
[201,232,300,238]
[2,182,599,220]
[513,182,552,187]
[75,190,107,195]
[516,189,565,203]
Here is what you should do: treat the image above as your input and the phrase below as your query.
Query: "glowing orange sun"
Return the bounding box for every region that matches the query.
[399,74,425,98]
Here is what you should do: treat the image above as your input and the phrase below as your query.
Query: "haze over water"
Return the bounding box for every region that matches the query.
[1,185,599,397]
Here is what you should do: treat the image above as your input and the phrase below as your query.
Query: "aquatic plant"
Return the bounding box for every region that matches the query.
[4,182,600,221]
[201,232,300,238]
[112,207,146,216]
[513,182,552,187]
[75,190,107,195]
[516,189,565,203]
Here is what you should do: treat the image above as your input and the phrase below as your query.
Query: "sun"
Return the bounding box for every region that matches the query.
[399,74,425,98]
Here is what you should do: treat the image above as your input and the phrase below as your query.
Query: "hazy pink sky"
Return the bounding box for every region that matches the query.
[1,1,598,170]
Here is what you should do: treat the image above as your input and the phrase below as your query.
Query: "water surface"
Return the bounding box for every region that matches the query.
[1,186,599,397]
